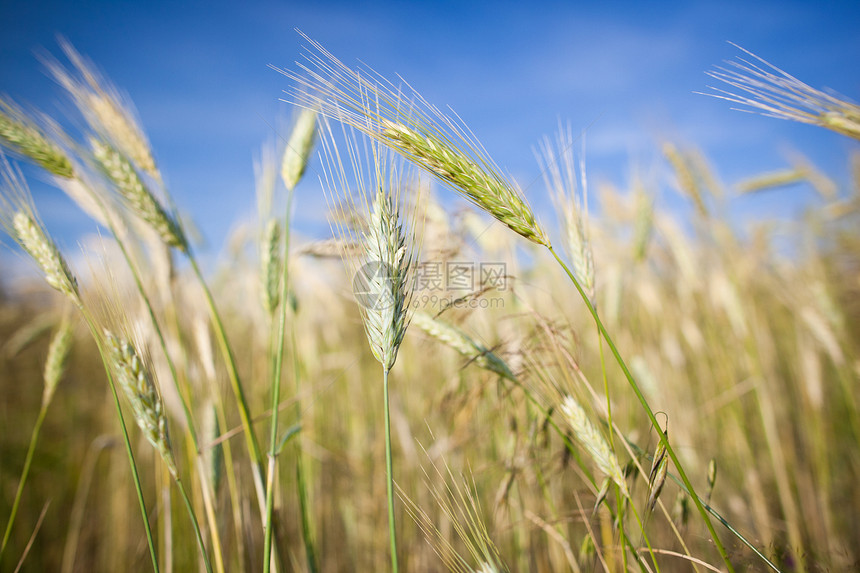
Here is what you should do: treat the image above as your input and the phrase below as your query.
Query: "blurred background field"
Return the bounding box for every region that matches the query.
[1,2,860,572]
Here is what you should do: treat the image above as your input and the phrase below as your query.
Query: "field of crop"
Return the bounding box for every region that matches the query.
[1,38,858,572]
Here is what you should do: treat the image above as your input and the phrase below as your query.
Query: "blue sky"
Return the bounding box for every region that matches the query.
[1,0,859,263]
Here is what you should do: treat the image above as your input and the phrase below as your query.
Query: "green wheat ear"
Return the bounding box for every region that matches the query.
[360,188,413,371]
[0,99,75,179]
[91,139,187,250]
[284,33,549,246]
[103,330,178,478]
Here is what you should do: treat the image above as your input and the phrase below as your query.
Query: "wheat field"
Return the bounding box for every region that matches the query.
[0,38,859,573]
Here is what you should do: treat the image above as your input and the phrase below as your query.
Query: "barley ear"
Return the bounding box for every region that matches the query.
[287,38,548,245]
[379,120,549,246]
[1,157,80,302]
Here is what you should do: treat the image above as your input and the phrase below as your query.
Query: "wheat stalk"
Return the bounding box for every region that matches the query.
[0,313,74,563]
[318,117,421,573]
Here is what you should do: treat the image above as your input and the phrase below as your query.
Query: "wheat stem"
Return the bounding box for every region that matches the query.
[90,147,227,570]
[186,254,267,505]
[175,478,213,573]
[383,365,399,573]
[0,317,73,562]
[263,185,295,573]
[548,245,735,572]
[0,405,48,564]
